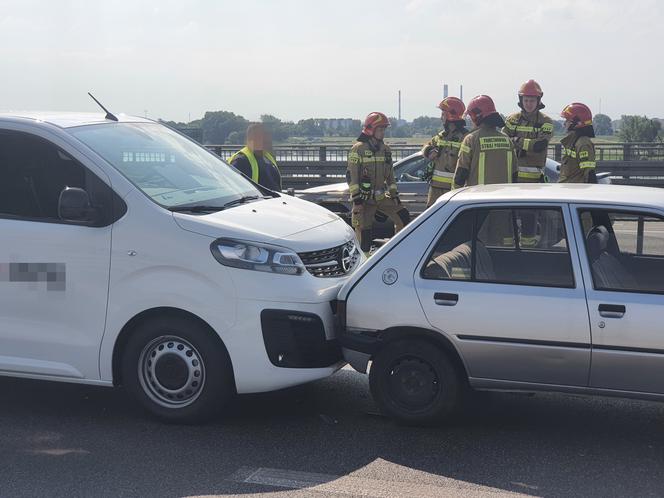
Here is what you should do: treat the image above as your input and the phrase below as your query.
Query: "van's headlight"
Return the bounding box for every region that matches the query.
[210,238,305,276]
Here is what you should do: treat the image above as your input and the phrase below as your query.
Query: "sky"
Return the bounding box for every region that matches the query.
[0,0,662,123]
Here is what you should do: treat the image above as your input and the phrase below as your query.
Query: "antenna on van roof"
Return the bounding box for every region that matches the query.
[87,92,118,122]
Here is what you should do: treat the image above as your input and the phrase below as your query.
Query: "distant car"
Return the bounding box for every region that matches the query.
[298,152,607,239]
[337,184,664,425]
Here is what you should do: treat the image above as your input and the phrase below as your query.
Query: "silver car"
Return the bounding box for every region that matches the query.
[337,184,664,424]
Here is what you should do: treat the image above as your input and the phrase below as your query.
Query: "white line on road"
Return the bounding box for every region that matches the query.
[230,466,337,489]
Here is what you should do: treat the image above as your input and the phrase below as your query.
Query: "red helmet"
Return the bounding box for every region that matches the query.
[437,97,466,122]
[362,112,390,136]
[518,79,543,98]
[561,102,593,128]
[464,95,498,126]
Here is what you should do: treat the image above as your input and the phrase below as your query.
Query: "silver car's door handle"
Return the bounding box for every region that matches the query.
[598,304,626,319]
[434,292,458,306]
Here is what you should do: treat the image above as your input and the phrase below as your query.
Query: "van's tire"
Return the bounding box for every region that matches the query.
[369,339,461,425]
[121,315,235,423]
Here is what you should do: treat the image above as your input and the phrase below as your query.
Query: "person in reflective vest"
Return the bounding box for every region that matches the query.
[454,95,517,247]
[421,97,469,207]
[454,95,517,188]
[228,123,282,191]
[503,79,554,247]
[347,112,411,254]
[559,103,597,184]
[503,79,554,184]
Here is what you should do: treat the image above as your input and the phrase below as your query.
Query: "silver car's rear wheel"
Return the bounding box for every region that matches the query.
[138,335,206,409]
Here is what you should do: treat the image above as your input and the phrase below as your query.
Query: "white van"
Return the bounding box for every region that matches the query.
[0,112,361,422]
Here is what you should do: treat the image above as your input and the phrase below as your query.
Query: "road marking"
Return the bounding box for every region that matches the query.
[229,466,529,497]
[229,466,337,488]
[25,448,90,456]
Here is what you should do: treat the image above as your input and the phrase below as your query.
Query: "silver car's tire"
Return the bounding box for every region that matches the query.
[369,339,461,425]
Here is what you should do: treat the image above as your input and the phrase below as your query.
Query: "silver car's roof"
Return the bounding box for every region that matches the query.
[0,111,151,128]
[452,184,664,209]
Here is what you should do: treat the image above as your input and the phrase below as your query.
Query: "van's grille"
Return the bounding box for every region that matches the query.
[299,240,360,278]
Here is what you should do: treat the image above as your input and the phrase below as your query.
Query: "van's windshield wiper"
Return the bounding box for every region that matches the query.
[168,205,225,213]
[222,195,262,209]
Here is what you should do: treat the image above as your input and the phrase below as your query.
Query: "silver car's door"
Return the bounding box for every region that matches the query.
[571,204,664,394]
[414,203,591,387]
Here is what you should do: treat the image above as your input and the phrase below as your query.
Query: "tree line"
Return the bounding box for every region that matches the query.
[161,111,663,144]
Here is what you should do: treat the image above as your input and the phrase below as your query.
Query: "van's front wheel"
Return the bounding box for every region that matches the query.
[369,339,461,425]
[121,315,234,423]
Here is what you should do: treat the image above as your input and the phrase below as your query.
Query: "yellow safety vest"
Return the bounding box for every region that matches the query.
[228,146,278,184]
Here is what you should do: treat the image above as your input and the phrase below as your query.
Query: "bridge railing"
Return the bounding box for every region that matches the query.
[207,143,664,163]
[205,143,664,189]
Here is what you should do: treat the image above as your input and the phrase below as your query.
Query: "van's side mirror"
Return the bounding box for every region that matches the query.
[58,187,100,224]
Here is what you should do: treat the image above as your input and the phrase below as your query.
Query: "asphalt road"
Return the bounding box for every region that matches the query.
[1,367,664,498]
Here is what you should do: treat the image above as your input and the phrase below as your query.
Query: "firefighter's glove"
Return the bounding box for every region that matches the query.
[359,179,372,201]
[421,162,434,181]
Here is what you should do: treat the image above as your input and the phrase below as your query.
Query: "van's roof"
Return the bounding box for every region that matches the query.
[451,184,664,209]
[0,111,152,128]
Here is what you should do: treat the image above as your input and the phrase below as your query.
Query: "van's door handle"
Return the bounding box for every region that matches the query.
[598,304,626,319]
[434,292,458,306]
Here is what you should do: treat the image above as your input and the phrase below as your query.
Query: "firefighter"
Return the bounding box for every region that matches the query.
[228,123,281,191]
[454,95,518,188]
[347,112,411,254]
[559,103,597,183]
[455,95,518,246]
[503,79,554,246]
[421,97,469,207]
[503,80,553,182]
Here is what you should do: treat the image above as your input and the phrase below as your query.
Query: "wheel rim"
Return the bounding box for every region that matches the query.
[386,356,440,412]
[138,335,206,409]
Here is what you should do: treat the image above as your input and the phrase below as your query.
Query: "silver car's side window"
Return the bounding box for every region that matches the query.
[579,209,664,294]
[422,207,574,288]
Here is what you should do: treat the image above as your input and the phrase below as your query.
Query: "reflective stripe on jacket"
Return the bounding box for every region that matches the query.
[347,140,397,202]
[502,111,553,177]
[559,132,596,183]
[455,125,517,187]
[421,128,468,189]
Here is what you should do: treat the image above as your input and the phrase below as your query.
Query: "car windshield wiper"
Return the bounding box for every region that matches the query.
[222,195,262,209]
[168,205,225,213]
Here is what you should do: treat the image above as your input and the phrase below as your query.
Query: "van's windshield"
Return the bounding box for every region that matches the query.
[70,122,264,210]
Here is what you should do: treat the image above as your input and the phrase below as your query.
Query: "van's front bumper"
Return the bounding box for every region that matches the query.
[223,296,345,394]
[260,309,342,369]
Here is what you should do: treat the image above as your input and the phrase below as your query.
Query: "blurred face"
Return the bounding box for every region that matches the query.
[373,125,387,140]
[564,118,575,131]
[247,127,267,151]
[522,96,539,113]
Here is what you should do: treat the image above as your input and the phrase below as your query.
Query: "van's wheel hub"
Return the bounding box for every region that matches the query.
[388,357,439,409]
[138,336,206,408]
